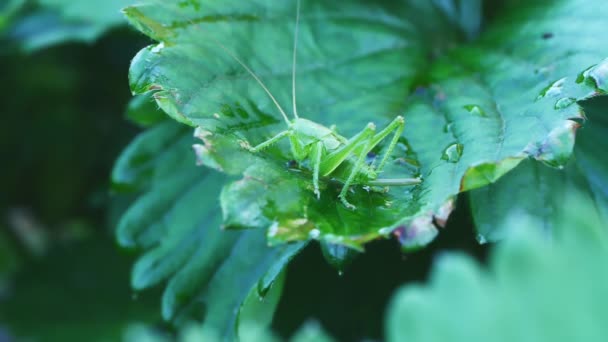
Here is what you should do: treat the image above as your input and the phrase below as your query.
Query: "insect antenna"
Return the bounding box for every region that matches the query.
[292,0,301,119]
[191,22,292,126]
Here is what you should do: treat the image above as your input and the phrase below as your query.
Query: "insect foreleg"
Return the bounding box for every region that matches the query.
[241,130,291,152]
[338,126,377,210]
[310,141,324,199]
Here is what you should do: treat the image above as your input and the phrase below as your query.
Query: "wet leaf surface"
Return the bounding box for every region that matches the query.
[125,0,608,249]
[470,95,608,242]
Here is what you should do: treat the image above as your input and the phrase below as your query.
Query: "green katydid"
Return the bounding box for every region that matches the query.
[206,0,421,209]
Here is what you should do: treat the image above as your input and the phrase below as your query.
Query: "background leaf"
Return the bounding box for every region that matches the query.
[113,119,306,340]
[0,238,160,342]
[7,0,126,51]
[386,207,608,342]
[0,14,156,340]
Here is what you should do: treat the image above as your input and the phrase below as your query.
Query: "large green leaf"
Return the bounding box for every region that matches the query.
[470,96,608,242]
[113,119,305,340]
[125,0,607,250]
[386,211,608,341]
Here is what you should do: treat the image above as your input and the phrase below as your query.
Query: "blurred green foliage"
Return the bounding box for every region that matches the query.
[387,196,608,342]
[0,238,161,341]
[0,1,607,341]
[0,2,158,340]
[3,0,125,51]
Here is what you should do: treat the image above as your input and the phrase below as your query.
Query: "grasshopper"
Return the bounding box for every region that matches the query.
[209,0,421,209]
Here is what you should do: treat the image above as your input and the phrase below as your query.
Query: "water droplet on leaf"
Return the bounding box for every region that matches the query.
[257,279,272,298]
[267,222,279,238]
[463,104,487,117]
[524,121,577,169]
[378,227,392,235]
[150,42,165,54]
[537,78,566,100]
[554,97,576,110]
[576,58,608,93]
[476,234,488,244]
[308,228,321,239]
[443,122,453,133]
[320,241,359,273]
[441,143,463,163]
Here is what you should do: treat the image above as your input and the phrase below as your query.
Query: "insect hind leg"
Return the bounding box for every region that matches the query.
[368,177,422,187]
[338,124,377,210]
[336,116,406,210]
[370,116,405,173]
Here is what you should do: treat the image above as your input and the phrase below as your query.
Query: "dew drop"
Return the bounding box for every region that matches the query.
[150,42,165,54]
[308,228,321,239]
[257,280,271,298]
[378,227,392,236]
[577,58,608,92]
[441,143,463,163]
[463,104,487,117]
[589,58,608,92]
[537,77,566,100]
[476,234,488,244]
[525,121,577,169]
[320,241,359,273]
[576,65,595,84]
[267,222,279,238]
[554,97,576,110]
[443,122,453,133]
